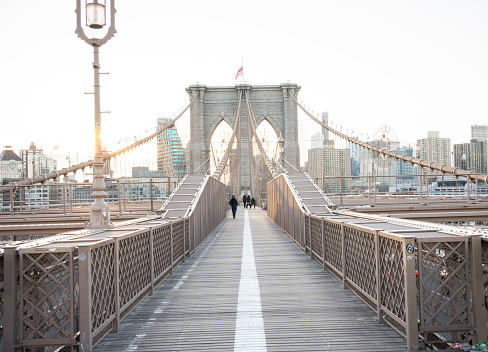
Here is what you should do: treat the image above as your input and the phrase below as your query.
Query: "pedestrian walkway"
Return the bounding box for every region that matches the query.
[95,207,408,351]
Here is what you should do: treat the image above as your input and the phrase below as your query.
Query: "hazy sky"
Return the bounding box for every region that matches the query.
[1,1,487,169]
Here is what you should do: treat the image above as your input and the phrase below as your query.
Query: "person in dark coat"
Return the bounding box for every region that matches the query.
[251,197,256,209]
[242,194,247,208]
[246,195,251,208]
[229,195,238,219]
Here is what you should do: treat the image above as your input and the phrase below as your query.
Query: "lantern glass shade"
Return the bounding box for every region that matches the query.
[87,2,105,29]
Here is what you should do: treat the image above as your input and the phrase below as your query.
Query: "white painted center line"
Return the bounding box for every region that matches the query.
[234,209,267,352]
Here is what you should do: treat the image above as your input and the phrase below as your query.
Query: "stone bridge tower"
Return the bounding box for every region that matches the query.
[186,83,300,193]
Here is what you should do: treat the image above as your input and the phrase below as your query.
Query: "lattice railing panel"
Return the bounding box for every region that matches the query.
[153,225,172,277]
[419,240,469,332]
[310,217,322,259]
[344,227,377,300]
[172,221,184,260]
[20,251,73,341]
[323,221,342,273]
[119,232,151,308]
[379,236,406,322]
[91,243,115,333]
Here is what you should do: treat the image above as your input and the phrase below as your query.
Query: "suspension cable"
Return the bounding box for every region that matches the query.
[105,92,198,159]
[0,93,198,195]
[288,90,488,185]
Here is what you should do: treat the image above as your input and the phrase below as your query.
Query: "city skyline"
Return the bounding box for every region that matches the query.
[1,1,487,170]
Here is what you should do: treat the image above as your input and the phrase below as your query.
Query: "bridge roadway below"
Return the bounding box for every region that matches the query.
[95,207,407,351]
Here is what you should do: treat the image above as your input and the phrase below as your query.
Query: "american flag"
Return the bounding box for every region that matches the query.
[235,66,243,80]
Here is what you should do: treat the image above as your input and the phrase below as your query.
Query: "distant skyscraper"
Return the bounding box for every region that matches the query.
[322,112,329,141]
[453,140,487,173]
[157,118,186,179]
[19,142,57,179]
[311,132,324,149]
[308,147,351,193]
[471,125,488,141]
[417,131,451,170]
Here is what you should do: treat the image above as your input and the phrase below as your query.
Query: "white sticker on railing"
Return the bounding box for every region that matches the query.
[234,209,267,352]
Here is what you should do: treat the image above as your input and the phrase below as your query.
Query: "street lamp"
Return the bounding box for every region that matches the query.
[75,0,116,228]
[277,133,285,169]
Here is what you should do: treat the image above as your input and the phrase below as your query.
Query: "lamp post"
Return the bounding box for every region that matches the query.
[75,0,116,228]
[277,133,285,170]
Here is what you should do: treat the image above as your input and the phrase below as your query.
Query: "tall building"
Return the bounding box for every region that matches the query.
[417,131,451,169]
[308,147,351,193]
[453,140,487,173]
[157,118,186,179]
[322,112,329,141]
[19,142,57,178]
[311,132,324,149]
[471,125,488,141]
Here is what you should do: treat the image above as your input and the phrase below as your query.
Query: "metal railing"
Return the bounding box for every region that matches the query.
[1,176,226,351]
[314,174,488,207]
[0,179,180,216]
[267,173,487,350]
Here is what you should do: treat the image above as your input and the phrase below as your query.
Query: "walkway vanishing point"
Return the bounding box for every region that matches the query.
[95,208,407,352]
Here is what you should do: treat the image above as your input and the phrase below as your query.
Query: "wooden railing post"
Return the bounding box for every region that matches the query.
[78,244,93,352]
[3,245,18,352]
[469,235,487,343]
[403,237,419,351]
[113,238,120,332]
[149,228,155,295]
[375,231,384,324]
[341,223,347,289]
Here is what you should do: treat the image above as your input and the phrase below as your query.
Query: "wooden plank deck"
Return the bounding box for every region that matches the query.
[95,207,408,351]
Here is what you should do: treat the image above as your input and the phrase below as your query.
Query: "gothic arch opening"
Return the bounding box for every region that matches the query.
[255,119,279,161]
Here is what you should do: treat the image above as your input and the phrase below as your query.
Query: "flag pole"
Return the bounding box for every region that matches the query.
[241,58,244,84]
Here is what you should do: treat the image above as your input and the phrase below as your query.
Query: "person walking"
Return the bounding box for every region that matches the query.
[251,197,256,209]
[247,195,251,209]
[242,194,247,208]
[229,195,238,219]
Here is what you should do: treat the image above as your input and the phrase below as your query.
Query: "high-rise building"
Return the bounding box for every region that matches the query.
[311,132,324,149]
[417,131,451,170]
[19,142,57,179]
[157,118,186,179]
[471,125,488,141]
[453,140,487,173]
[308,147,351,193]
